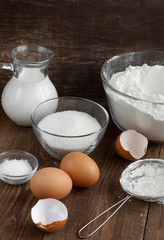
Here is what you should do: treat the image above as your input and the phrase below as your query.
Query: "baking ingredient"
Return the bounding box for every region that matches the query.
[2,68,58,126]
[38,111,100,136]
[31,198,68,232]
[120,160,164,197]
[30,167,72,199]
[60,152,100,187]
[38,110,101,156]
[108,64,164,141]
[115,130,148,160]
[0,159,32,176]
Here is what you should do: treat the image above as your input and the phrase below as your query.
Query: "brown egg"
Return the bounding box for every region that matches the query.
[115,130,148,160]
[31,198,68,232]
[30,167,72,199]
[60,152,100,187]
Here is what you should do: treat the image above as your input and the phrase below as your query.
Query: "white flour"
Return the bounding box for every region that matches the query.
[107,64,164,141]
[121,161,164,198]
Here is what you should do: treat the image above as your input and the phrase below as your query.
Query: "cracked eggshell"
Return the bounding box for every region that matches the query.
[31,198,68,232]
[115,130,148,160]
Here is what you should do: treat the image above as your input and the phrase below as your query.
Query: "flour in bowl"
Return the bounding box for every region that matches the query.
[107,64,164,141]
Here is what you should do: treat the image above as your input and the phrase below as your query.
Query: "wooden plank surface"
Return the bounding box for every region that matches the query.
[0,0,164,239]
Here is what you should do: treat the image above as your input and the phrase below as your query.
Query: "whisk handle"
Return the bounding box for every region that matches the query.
[78,195,131,239]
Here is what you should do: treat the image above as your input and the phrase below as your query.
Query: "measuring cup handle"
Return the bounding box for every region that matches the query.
[0,62,14,71]
[78,195,131,239]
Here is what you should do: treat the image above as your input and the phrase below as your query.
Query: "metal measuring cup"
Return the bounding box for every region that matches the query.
[78,158,164,239]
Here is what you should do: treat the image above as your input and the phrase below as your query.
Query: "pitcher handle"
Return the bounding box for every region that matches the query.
[0,62,14,71]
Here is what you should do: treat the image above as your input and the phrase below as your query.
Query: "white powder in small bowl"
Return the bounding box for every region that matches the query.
[38,110,101,155]
[0,159,33,176]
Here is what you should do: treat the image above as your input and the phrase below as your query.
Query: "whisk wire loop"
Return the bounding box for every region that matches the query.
[78,195,131,239]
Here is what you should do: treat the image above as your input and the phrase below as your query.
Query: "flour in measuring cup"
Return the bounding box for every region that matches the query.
[108,64,164,141]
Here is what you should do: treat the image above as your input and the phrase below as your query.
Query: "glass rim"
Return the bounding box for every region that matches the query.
[11,44,55,65]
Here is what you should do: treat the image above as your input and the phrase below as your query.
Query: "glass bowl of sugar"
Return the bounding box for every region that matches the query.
[0,150,38,185]
[31,97,109,160]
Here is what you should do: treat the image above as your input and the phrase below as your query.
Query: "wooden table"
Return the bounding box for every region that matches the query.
[0,0,164,239]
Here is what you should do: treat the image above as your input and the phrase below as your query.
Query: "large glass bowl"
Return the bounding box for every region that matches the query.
[101,50,164,142]
[31,97,109,160]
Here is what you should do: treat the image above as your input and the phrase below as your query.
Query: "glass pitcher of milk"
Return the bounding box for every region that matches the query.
[1,45,58,126]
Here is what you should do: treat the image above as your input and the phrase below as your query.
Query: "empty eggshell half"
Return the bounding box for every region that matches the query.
[115,130,148,160]
[31,198,68,232]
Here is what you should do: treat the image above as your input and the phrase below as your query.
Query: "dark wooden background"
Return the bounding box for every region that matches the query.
[0,0,164,240]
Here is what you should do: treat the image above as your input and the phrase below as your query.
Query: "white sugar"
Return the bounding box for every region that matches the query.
[38,110,101,136]
[38,110,101,155]
[0,159,32,176]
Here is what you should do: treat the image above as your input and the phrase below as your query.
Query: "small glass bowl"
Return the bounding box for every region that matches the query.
[101,50,164,142]
[31,97,109,160]
[0,150,38,185]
